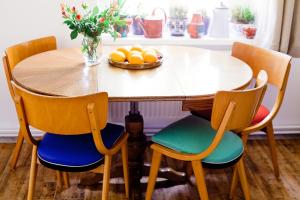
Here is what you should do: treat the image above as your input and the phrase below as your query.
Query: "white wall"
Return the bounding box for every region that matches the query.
[0,0,299,135]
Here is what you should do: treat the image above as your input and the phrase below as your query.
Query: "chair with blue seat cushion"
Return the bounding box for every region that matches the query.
[146,70,268,200]
[12,82,129,200]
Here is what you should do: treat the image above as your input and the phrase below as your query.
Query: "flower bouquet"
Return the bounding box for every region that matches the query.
[61,1,126,66]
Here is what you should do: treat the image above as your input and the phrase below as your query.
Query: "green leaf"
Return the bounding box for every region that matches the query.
[70,30,78,40]
[92,6,99,16]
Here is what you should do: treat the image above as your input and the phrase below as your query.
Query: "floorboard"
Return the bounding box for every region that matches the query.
[0,137,299,199]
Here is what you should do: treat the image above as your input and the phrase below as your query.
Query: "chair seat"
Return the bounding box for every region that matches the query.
[152,115,244,167]
[37,123,124,172]
[251,105,270,125]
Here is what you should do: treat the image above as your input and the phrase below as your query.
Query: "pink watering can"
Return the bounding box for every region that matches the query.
[137,8,167,38]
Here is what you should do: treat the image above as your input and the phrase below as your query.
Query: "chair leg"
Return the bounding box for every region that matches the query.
[121,142,129,198]
[145,150,162,200]
[191,160,209,200]
[62,172,70,188]
[265,122,280,177]
[56,171,63,190]
[229,165,238,199]
[27,145,38,200]
[10,129,24,169]
[102,155,112,200]
[236,158,250,200]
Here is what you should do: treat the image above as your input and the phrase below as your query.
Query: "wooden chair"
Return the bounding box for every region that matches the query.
[231,42,291,177]
[2,36,57,169]
[146,71,268,200]
[11,82,129,200]
[187,42,292,178]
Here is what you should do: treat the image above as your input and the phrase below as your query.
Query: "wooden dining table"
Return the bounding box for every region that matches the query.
[12,45,252,199]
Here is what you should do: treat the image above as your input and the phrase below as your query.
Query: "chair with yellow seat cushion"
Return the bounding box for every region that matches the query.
[2,36,57,169]
[146,70,268,200]
[11,82,129,200]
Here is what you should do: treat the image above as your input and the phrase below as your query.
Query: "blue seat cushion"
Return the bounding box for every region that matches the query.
[37,123,124,172]
[152,115,244,168]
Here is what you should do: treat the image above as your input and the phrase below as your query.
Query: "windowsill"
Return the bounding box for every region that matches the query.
[102,34,255,50]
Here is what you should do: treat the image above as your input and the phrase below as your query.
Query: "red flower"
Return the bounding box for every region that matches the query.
[60,3,65,11]
[76,14,81,20]
[72,6,76,12]
[99,17,105,23]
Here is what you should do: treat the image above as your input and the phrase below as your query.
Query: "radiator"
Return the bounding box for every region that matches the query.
[108,101,189,135]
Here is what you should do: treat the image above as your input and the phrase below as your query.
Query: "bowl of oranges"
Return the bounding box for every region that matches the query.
[108,45,163,70]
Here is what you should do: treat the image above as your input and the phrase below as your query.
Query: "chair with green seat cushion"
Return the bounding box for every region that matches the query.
[152,115,244,168]
[146,70,268,200]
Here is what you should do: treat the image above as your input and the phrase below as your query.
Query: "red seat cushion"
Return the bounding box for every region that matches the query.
[251,105,270,125]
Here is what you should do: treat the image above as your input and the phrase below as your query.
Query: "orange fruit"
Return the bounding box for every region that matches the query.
[129,54,144,64]
[142,48,157,57]
[130,44,143,52]
[128,50,142,62]
[143,51,158,63]
[116,46,130,59]
[109,50,126,62]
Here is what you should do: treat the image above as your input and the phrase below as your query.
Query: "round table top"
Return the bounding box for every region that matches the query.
[12,46,252,102]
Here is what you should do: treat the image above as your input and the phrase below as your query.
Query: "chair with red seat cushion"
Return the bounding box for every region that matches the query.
[231,42,291,179]
[251,105,270,125]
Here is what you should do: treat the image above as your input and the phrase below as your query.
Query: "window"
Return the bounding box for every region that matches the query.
[108,0,262,40]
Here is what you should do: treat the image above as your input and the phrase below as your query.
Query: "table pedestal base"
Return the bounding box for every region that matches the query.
[79,102,188,199]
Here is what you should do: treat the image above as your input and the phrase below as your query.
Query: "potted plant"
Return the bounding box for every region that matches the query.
[168,4,188,36]
[114,11,133,38]
[230,6,256,38]
[61,2,125,66]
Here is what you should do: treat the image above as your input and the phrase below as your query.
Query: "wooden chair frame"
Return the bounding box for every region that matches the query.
[232,42,292,178]
[3,36,57,170]
[146,71,268,200]
[12,82,129,200]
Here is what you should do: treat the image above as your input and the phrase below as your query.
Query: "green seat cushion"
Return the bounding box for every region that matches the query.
[152,115,244,165]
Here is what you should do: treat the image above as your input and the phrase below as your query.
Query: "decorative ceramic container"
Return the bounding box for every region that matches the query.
[208,2,230,38]
[132,16,144,35]
[168,17,188,36]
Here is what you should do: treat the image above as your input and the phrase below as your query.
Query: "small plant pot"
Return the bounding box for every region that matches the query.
[114,16,132,38]
[187,23,205,38]
[168,17,188,36]
[230,22,254,38]
[243,25,256,39]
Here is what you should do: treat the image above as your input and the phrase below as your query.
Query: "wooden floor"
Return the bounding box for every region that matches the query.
[0,137,300,200]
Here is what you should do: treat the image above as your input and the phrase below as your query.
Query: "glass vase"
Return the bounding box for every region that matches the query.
[81,35,102,67]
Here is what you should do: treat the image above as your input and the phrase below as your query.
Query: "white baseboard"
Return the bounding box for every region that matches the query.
[144,125,300,136]
[1,125,299,138]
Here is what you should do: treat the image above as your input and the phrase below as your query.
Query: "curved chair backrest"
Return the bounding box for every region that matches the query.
[5,36,57,71]
[211,70,268,131]
[12,81,108,137]
[3,36,57,98]
[232,42,292,125]
[232,42,291,91]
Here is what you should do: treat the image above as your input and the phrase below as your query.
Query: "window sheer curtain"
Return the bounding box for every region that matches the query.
[255,0,300,57]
